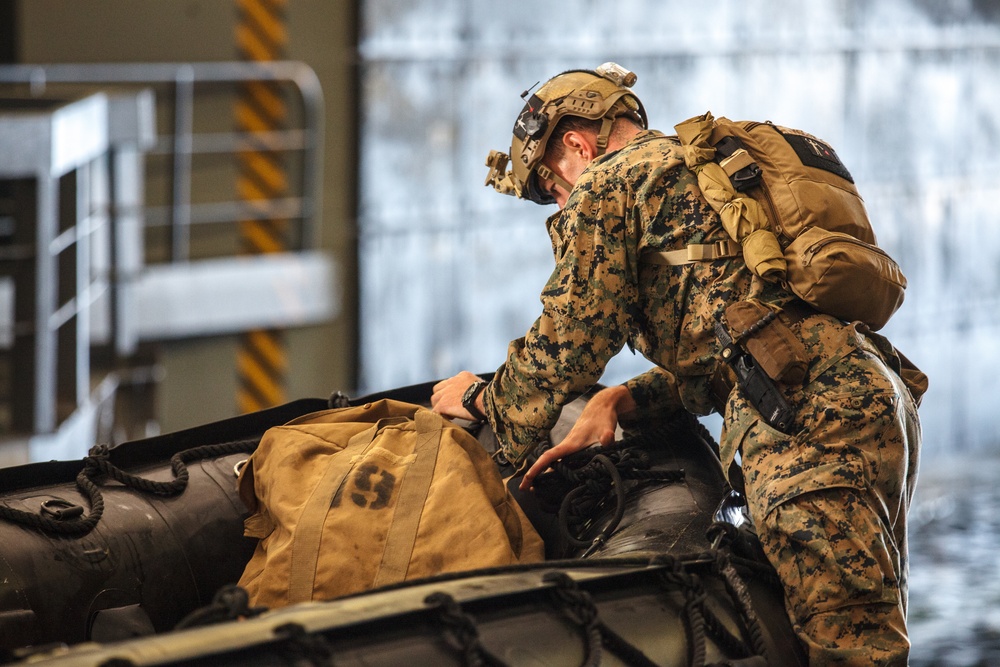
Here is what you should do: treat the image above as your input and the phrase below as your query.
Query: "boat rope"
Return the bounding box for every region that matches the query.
[543,571,660,667]
[532,426,688,552]
[543,571,603,666]
[0,462,106,536]
[424,592,508,667]
[712,550,770,660]
[650,550,775,667]
[163,552,776,667]
[556,453,627,550]
[86,439,259,496]
[0,437,260,536]
[174,583,267,630]
[272,622,336,667]
[654,554,710,667]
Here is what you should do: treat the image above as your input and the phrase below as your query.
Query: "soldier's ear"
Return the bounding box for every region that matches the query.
[561,131,596,161]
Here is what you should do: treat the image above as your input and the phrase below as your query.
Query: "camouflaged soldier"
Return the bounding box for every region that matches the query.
[430,63,925,666]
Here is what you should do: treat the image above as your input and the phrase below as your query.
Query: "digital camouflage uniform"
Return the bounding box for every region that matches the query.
[481,129,924,666]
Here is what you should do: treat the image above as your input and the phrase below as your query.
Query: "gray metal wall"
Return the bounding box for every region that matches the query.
[357,0,1000,455]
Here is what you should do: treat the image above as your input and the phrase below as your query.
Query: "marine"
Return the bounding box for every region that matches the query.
[431,63,924,665]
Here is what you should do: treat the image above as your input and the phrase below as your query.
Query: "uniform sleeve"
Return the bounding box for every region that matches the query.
[483,168,639,465]
[619,367,684,428]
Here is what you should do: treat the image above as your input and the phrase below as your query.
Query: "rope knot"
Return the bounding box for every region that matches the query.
[424,592,506,667]
[543,571,599,628]
[707,520,739,549]
[174,584,267,630]
[88,443,111,459]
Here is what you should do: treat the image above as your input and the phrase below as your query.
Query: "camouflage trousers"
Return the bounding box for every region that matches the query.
[721,327,921,666]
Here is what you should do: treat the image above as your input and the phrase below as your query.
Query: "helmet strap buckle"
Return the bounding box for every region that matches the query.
[596,116,615,156]
[535,164,574,198]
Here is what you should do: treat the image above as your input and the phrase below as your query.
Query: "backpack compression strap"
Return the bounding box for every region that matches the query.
[642,239,741,266]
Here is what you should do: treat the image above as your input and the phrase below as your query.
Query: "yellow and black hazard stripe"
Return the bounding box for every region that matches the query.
[235,0,288,413]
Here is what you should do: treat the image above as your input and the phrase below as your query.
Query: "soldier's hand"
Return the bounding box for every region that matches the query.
[519,385,636,490]
[430,371,483,421]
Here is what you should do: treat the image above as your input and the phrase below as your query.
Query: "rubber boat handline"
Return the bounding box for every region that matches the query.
[15,552,772,667]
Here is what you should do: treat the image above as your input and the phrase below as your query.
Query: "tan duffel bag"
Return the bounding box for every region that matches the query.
[236,399,543,608]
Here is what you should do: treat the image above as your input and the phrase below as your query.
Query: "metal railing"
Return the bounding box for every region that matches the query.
[0,61,325,258]
[0,61,326,441]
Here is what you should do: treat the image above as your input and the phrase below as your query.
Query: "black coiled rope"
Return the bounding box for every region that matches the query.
[0,438,260,536]
[532,426,687,553]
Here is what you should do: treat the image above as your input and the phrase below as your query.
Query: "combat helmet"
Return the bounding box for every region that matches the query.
[484,62,648,205]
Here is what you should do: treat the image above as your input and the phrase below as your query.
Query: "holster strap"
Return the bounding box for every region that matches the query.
[708,300,816,415]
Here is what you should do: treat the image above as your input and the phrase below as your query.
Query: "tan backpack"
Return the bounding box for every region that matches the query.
[667,112,906,330]
[236,399,543,608]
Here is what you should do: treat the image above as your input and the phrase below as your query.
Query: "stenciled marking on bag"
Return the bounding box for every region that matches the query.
[330,463,397,510]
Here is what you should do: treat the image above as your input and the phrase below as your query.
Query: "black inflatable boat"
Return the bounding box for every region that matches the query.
[0,381,807,666]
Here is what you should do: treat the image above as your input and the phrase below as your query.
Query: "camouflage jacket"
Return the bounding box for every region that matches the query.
[483,129,789,464]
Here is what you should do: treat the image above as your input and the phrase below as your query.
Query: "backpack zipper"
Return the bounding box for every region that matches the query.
[802,232,892,266]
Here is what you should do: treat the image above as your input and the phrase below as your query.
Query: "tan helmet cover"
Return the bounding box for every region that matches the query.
[485,63,648,204]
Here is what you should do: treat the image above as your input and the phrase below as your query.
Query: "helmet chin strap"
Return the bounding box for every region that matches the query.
[535,115,619,197]
[534,163,575,196]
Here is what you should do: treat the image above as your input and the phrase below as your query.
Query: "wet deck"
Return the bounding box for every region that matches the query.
[909,453,1000,665]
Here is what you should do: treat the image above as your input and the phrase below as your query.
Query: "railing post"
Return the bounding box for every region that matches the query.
[170,66,195,262]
